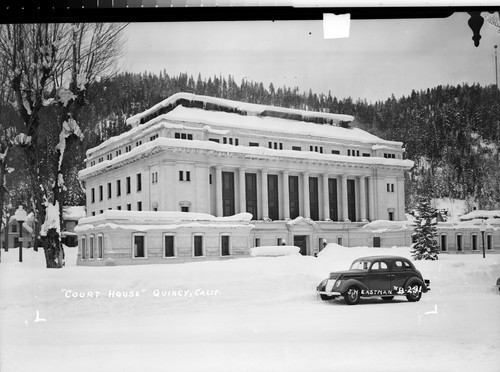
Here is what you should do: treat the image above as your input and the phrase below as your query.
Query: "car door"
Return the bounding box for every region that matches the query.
[390,259,412,294]
[367,260,391,294]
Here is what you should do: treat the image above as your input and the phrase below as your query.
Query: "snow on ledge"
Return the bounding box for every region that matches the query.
[459,210,500,221]
[250,245,301,257]
[76,210,253,227]
[79,137,414,180]
[362,220,412,232]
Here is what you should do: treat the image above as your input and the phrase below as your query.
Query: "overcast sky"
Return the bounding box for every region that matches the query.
[122,12,500,103]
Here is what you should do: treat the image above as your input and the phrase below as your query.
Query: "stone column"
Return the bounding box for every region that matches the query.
[322,173,330,220]
[367,176,375,221]
[215,166,223,217]
[341,174,348,221]
[303,171,310,219]
[261,169,268,220]
[282,171,290,219]
[239,168,246,214]
[359,176,367,222]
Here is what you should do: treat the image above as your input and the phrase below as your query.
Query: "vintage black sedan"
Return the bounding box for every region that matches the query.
[317,255,430,305]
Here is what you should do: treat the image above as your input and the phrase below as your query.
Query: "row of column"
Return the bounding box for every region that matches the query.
[214,166,375,222]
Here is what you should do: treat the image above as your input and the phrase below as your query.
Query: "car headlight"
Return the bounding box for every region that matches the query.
[335,280,342,288]
[319,279,328,288]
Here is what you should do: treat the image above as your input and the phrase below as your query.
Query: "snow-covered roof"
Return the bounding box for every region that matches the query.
[63,206,86,221]
[86,93,406,160]
[78,210,253,226]
[165,105,388,144]
[79,137,414,180]
[75,211,254,232]
[126,92,354,128]
[459,210,500,221]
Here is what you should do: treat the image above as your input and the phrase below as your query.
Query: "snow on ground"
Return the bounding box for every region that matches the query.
[1,245,499,372]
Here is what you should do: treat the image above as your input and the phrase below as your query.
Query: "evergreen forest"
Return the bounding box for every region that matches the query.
[4,71,500,213]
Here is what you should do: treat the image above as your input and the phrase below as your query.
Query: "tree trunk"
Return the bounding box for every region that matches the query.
[43,228,63,268]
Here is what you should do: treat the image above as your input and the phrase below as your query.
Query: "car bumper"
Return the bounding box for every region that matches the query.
[317,290,341,297]
[424,279,431,292]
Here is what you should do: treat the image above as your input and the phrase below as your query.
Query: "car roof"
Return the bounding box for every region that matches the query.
[353,255,411,262]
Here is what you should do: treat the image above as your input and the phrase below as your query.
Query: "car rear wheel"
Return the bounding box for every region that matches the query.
[344,286,360,305]
[381,296,394,301]
[320,294,334,301]
[406,283,422,302]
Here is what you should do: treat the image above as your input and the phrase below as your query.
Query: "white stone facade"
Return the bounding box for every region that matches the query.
[77,93,415,264]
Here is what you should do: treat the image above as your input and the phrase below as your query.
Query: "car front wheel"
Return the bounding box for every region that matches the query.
[406,283,422,302]
[344,286,360,305]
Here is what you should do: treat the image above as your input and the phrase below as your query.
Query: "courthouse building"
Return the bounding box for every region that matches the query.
[76,92,415,265]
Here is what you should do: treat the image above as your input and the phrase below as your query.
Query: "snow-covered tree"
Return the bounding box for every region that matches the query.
[0,23,126,268]
[411,196,439,260]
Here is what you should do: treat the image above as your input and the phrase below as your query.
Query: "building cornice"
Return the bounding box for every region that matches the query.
[79,139,414,181]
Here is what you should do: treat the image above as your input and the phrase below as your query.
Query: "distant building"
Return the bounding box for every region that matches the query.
[1,216,33,249]
[77,92,415,265]
[1,206,86,250]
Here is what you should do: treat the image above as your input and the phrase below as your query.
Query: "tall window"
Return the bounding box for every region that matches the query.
[245,173,258,219]
[107,183,112,199]
[221,235,230,256]
[89,235,94,260]
[137,173,142,191]
[81,237,86,260]
[97,234,104,259]
[116,180,121,196]
[309,177,319,221]
[164,235,175,257]
[99,185,103,201]
[440,234,447,252]
[222,171,235,216]
[91,188,95,203]
[328,178,338,221]
[472,234,478,251]
[347,179,356,221]
[137,201,142,211]
[289,176,300,219]
[457,234,463,252]
[268,174,279,220]
[133,234,145,258]
[487,234,493,251]
[194,235,204,257]
[126,177,131,194]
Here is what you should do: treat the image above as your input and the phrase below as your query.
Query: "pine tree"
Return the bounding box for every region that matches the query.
[410,196,440,260]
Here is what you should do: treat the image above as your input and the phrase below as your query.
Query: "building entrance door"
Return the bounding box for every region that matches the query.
[294,235,308,255]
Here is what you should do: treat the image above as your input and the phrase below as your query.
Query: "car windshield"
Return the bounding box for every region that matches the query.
[350,260,371,271]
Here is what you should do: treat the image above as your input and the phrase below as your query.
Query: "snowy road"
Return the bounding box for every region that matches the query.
[1,246,499,372]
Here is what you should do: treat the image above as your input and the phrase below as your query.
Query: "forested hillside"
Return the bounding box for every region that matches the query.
[4,71,499,213]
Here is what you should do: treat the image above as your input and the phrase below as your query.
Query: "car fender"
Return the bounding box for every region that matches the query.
[337,279,369,294]
[402,277,426,293]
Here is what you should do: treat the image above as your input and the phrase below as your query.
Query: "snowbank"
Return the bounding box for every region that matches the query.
[250,245,301,257]
[1,245,499,372]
